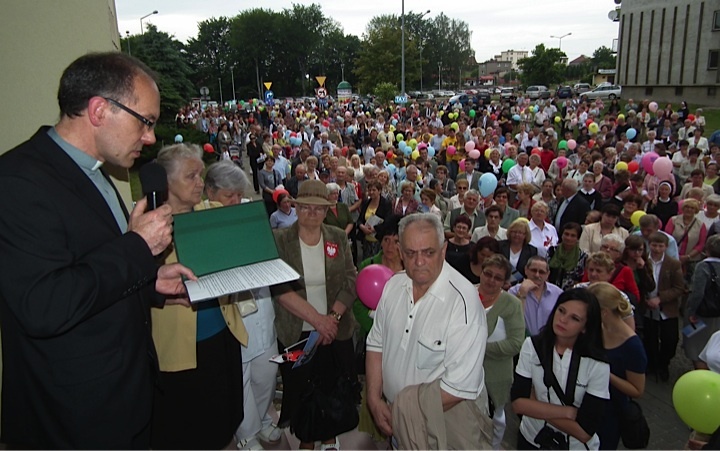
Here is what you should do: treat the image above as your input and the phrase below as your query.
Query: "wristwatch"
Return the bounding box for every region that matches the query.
[328,310,342,321]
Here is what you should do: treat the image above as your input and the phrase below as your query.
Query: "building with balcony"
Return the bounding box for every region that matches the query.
[494,50,529,71]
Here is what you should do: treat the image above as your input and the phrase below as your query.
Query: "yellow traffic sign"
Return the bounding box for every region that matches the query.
[315,76,326,87]
[264,82,273,90]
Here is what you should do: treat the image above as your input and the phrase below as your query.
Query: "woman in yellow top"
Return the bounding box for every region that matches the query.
[150,144,249,450]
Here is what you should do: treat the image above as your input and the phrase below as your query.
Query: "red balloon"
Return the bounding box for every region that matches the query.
[627,161,640,174]
[322,120,330,127]
[531,148,542,156]
[356,264,395,310]
[203,143,214,153]
[341,146,348,156]
[290,132,297,137]
[585,119,594,126]
[588,139,595,148]
[688,114,696,121]
[387,151,394,160]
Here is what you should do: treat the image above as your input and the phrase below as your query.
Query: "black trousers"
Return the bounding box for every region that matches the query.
[250,158,260,192]
[642,317,678,372]
[151,327,244,450]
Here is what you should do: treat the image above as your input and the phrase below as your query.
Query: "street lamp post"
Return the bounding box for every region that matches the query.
[417,10,430,93]
[438,62,442,90]
[401,0,405,96]
[230,66,236,102]
[140,10,158,34]
[218,77,223,105]
[125,31,131,56]
[550,32,572,51]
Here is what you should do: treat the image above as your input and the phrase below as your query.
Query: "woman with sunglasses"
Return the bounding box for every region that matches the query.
[478,254,525,449]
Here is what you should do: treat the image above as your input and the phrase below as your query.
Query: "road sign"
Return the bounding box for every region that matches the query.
[264,90,275,105]
[395,95,408,104]
[200,86,209,96]
[315,76,326,87]
[264,82,273,90]
[316,87,328,99]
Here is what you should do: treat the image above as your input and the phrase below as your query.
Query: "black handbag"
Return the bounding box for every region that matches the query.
[290,374,361,443]
[619,399,650,449]
[697,263,720,317]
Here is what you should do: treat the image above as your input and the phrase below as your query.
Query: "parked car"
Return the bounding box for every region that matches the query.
[416,92,435,101]
[526,85,550,99]
[556,86,574,99]
[476,89,492,104]
[449,93,469,105]
[573,83,591,95]
[500,87,515,100]
[583,84,622,100]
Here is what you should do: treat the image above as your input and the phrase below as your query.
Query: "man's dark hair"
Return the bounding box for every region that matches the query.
[58,52,157,118]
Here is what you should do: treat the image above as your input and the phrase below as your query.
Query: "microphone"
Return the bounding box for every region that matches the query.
[139,162,168,211]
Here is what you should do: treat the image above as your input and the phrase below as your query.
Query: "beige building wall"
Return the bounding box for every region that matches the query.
[0,0,132,208]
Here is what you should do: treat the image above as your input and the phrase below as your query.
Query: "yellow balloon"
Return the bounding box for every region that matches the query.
[618,114,625,120]
[554,116,561,123]
[411,149,420,160]
[306,112,312,118]
[438,111,444,117]
[615,161,628,171]
[451,122,459,131]
[485,148,492,159]
[631,210,646,227]
[389,125,396,132]
[589,123,599,134]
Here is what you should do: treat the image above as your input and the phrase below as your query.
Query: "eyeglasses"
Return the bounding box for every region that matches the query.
[600,244,621,253]
[457,186,469,191]
[104,97,155,129]
[297,205,327,214]
[482,270,506,283]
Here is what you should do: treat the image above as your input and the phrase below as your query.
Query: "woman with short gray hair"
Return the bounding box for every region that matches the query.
[204,160,250,206]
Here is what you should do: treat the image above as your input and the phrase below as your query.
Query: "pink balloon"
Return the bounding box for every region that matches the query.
[653,156,673,179]
[556,156,568,169]
[468,149,481,160]
[641,152,659,175]
[649,101,659,113]
[460,158,466,169]
[356,264,395,310]
[504,142,512,150]
[465,141,476,152]
[447,146,457,156]
[567,139,577,150]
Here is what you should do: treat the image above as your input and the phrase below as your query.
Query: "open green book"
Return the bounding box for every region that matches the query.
[173,201,300,303]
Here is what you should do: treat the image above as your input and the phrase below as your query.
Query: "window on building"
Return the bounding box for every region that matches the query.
[710,50,719,70]
[714,10,720,31]
[709,87,717,97]
[675,86,684,96]
[645,87,654,96]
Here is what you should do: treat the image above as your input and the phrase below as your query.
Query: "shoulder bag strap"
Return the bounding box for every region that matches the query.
[531,336,581,406]
[678,218,697,246]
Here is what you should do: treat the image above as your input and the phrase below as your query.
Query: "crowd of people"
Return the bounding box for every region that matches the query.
[2,49,720,451]
[181,87,720,450]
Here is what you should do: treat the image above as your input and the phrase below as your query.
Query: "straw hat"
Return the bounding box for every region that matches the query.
[294,180,333,206]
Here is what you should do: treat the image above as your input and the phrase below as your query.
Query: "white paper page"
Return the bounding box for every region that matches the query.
[185,259,301,303]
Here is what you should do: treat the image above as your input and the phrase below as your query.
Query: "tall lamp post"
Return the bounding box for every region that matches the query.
[438,62,442,90]
[550,32,572,51]
[218,77,223,105]
[401,0,405,96]
[417,9,431,93]
[230,66,236,102]
[125,31,131,56]
[140,10,158,34]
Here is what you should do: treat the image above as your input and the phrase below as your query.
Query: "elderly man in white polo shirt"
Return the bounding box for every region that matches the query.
[366,214,488,445]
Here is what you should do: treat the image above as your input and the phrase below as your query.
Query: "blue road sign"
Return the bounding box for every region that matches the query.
[395,95,408,104]
[264,90,274,105]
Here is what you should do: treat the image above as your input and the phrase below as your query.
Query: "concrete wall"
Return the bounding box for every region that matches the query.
[0,0,132,207]
[616,0,720,105]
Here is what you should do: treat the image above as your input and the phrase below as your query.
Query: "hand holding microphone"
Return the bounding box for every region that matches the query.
[128,163,173,256]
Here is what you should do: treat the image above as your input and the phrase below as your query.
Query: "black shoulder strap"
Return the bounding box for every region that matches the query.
[531,336,581,406]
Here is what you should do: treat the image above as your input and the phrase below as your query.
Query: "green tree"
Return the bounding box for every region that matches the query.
[185,17,236,98]
[374,82,398,105]
[230,8,279,98]
[354,15,420,94]
[518,44,566,87]
[128,25,194,120]
[592,46,616,69]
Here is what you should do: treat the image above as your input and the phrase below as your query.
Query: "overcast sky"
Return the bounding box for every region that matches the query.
[117,0,620,62]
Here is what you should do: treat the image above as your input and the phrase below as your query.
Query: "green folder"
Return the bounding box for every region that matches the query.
[172,201,300,302]
[173,201,277,276]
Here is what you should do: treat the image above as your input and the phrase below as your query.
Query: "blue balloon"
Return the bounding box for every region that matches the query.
[387,163,397,175]
[347,126,355,134]
[626,128,637,140]
[427,146,436,158]
[285,130,291,139]
[479,173,498,198]
[403,146,412,156]
[174,134,184,143]
[499,136,506,145]
[357,147,363,155]
[398,141,407,151]
[392,119,398,126]
[512,114,521,121]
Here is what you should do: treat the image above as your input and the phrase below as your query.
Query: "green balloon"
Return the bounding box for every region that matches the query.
[469,109,476,118]
[396,133,404,141]
[673,370,720,434]
[502,158,516,174]
[558,140,568,150]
